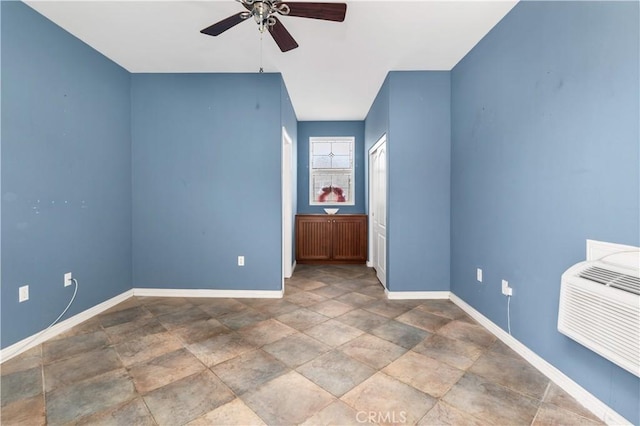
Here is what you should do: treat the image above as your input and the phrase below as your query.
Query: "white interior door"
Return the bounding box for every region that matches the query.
[282,128,293,281]
[369,135,387,287]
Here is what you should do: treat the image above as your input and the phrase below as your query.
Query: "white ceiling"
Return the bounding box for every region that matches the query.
[25,0,517,120]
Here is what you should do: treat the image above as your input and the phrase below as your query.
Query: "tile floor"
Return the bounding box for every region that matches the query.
[1,264,604,425]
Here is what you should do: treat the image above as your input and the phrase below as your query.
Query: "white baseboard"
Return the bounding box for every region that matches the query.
[385,290,450,300]
[132,288,284,299]
[0,289,134,363]
[449,293,630,426]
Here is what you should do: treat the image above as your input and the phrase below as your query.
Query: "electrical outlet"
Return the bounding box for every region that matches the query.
[64,272,73,287]
[476,268,483,282]
[238,256,245,266]
[502,279,513,296]
[19,285,29,302]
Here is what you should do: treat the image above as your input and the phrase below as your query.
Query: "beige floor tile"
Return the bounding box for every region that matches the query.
[533,403,603,426]
[170,318,228,344]
[46,369,136,425]
[1,366,42,407]
[396,308,450,333]
[415,300,468,320]
[187,331,255,367]
[437,320,496,348]
[469,350,549,399]
[543,383,601,422]
[413,334,484,370]
[128,348,205,394]
[156,307,211,330]
[285,291,328,307]
[143,370,234,425]
[113,331,183,367]
[43,330,110,364]
[341,372,436,426]
[370,320,430,349]
[363,299,414,319]
[242,371,335,425]
[418,401,487,426]
[212,349,288,395]
[44,347,122,392]
[0,394,46,425]
[300,400,361,426]
[297,350,376,397]
[276,307,329,331]
[442,372,540,425]
[304,319,364,347]
[194,298,248,317]
[308,299,356,317]
[238,319,297,347]
[340,334,407,370]
[104,316,167,345]
[188,398,266,426]
[336,309,389,332]
[263,333,330,368]
[0,346,41,376]
[336,292,376,307]
[383,351,463,397]
[75,398,155,426]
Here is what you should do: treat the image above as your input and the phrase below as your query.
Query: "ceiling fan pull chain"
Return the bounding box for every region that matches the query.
[259,32,264,73]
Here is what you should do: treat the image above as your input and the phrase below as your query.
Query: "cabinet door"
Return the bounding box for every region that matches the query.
[296,216,332,261]
[331,216,367,261]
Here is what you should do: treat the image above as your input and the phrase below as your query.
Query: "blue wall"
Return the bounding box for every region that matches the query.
[451,1,639,423]
[297,121,365,214]
[388,72,451,292]
[131,73,285,291]
[364,72,451,292]
[1,2,132,347]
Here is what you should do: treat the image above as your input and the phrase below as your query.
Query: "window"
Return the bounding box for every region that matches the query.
[309,136,355,205]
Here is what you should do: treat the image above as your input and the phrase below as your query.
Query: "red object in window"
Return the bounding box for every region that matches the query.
[318,186,345,203]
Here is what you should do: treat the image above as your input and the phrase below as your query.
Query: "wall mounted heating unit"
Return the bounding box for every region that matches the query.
[558,240,639,377]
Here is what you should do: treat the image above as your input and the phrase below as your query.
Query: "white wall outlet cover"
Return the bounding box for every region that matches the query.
[238,256,245,266]
[501,279,513,296]
[19,285,29,302]
[476,268,483,282]
[64,272,73,287]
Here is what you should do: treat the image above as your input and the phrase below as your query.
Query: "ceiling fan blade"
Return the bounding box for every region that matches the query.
[200,12,249,36]
[268,17,299,52]
[281,2,347,22]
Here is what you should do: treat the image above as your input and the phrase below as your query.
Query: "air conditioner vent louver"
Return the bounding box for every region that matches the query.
[559,255,640,378]
[579,266,640,295]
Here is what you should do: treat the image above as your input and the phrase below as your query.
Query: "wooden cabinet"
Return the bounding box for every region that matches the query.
[296,214,367,264]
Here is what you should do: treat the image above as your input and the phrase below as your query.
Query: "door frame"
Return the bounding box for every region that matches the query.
[368,134,387,288]
[282,127,294,287]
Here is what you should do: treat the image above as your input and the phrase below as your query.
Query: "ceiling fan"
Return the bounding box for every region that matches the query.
[200,1,347,52]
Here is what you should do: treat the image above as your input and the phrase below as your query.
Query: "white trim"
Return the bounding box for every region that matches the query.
[449,293,631,426]
[282,127,294,283]
[132,288,283,299]
[385,290,450,300]
[0,289,134,363]
[586,239,638,268]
